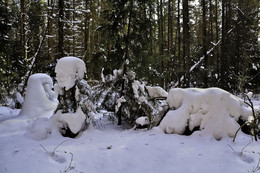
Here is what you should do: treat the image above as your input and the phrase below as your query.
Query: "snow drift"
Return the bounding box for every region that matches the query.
[19,73,58,118]
[159,87,252,140]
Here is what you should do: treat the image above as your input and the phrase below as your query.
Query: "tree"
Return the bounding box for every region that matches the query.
[202,0,208,86]
[182,0,190,87]
[58,0,64,58]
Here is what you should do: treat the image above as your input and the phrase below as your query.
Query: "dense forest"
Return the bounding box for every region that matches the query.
[0,0,259,104]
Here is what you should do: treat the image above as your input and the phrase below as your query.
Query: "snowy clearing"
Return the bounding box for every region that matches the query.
[0,101,260,173]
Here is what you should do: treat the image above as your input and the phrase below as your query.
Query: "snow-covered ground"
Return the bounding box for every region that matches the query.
[0,96,260,173]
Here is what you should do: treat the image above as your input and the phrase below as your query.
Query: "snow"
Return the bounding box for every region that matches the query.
[0,107,260,173]
[51,108,86,135]
[247,92,253,99]
[146,86,168,99]
[26,117,52,140]
[115,96,126,113]
[19,73,58,119]
[135,116,149,126]
[132,80,146,99]
[161,88,252,140]
[55,56,86,90]
[0,88,259,173]
[15,92,24,105]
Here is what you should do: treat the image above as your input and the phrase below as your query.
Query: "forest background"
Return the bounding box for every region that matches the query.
[0,0,259,105]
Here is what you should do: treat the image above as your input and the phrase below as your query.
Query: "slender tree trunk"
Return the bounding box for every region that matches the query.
[47,0,54,60]
[73,0,76,55]
[58,0,64,58]
[202,0,208,86]
[182,0,190,87]
[168,0,173,55]
[221,0,227,89]
[20,0,26,60]
[118,0,133,125]
[209,0,214,44]
[85,1,90,54]
[149,2,153,53]
[215,0,219,76]
[177,0,181,64]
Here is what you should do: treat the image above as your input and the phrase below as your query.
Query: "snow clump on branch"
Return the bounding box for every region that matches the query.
[55,56,86,90]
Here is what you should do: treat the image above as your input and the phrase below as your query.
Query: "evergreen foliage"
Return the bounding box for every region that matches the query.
[98,65,168,128]
[0,0,259,103]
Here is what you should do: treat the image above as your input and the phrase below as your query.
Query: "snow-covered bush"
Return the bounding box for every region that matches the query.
[19,73,58,118]
[159,88,252,140]
[53,56,94,138]
[236,91,260,141]
[99,67,169,128]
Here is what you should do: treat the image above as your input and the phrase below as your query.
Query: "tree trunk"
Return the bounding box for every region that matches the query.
[72,0,76,55]
[202,0,208,86]
[118,0,133,125]
[85,0,90,55]
[20,0,26,60]
[182,0,190,87]
[47,0,54,60]
[215,0,219,76]
[168,0,173,55]
[221,0,228,90]
[58,0,64,58]
[177,0,181,64]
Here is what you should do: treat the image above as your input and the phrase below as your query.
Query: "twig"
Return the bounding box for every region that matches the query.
[228,144,236,153]
[52,140,69,155]
[64,152,75,172]
[252,158,260,172]
[241,138,253,155]
[233,122,247,142]
[39,144,48,153]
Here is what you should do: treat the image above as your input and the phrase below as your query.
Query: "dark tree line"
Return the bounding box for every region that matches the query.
[0,0,259,103]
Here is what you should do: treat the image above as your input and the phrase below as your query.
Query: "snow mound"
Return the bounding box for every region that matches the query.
[51,108,86,136]
[27,117,52,140]
[55,56,86,90]
[19,73,58,118]
[136,116,149,126]
[160,88,252,140]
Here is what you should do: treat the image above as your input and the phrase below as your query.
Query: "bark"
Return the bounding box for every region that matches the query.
[221,0,228,89]
[58,0,64,58]
[202,0,208,86]
[182,0,190,86]
[85,0,90,54]
[118,0,133,125]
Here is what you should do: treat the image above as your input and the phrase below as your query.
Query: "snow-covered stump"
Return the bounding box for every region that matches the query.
[159,88,252,140]
[52,56,91,138]
[19,73,58,118]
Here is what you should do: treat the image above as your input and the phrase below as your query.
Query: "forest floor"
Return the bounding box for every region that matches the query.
[0,96,260,173]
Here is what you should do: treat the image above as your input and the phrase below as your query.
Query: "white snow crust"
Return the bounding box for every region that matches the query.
[27,117,52,140]
[51,108,86,134]
[132,80,146,99]
[115,96,126,113]
[55,56,86,90]
[19,73,58,118]
[160,87,252,140]
[135,116,149,126]
[0,95,259,173]
[146,86,168,99]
